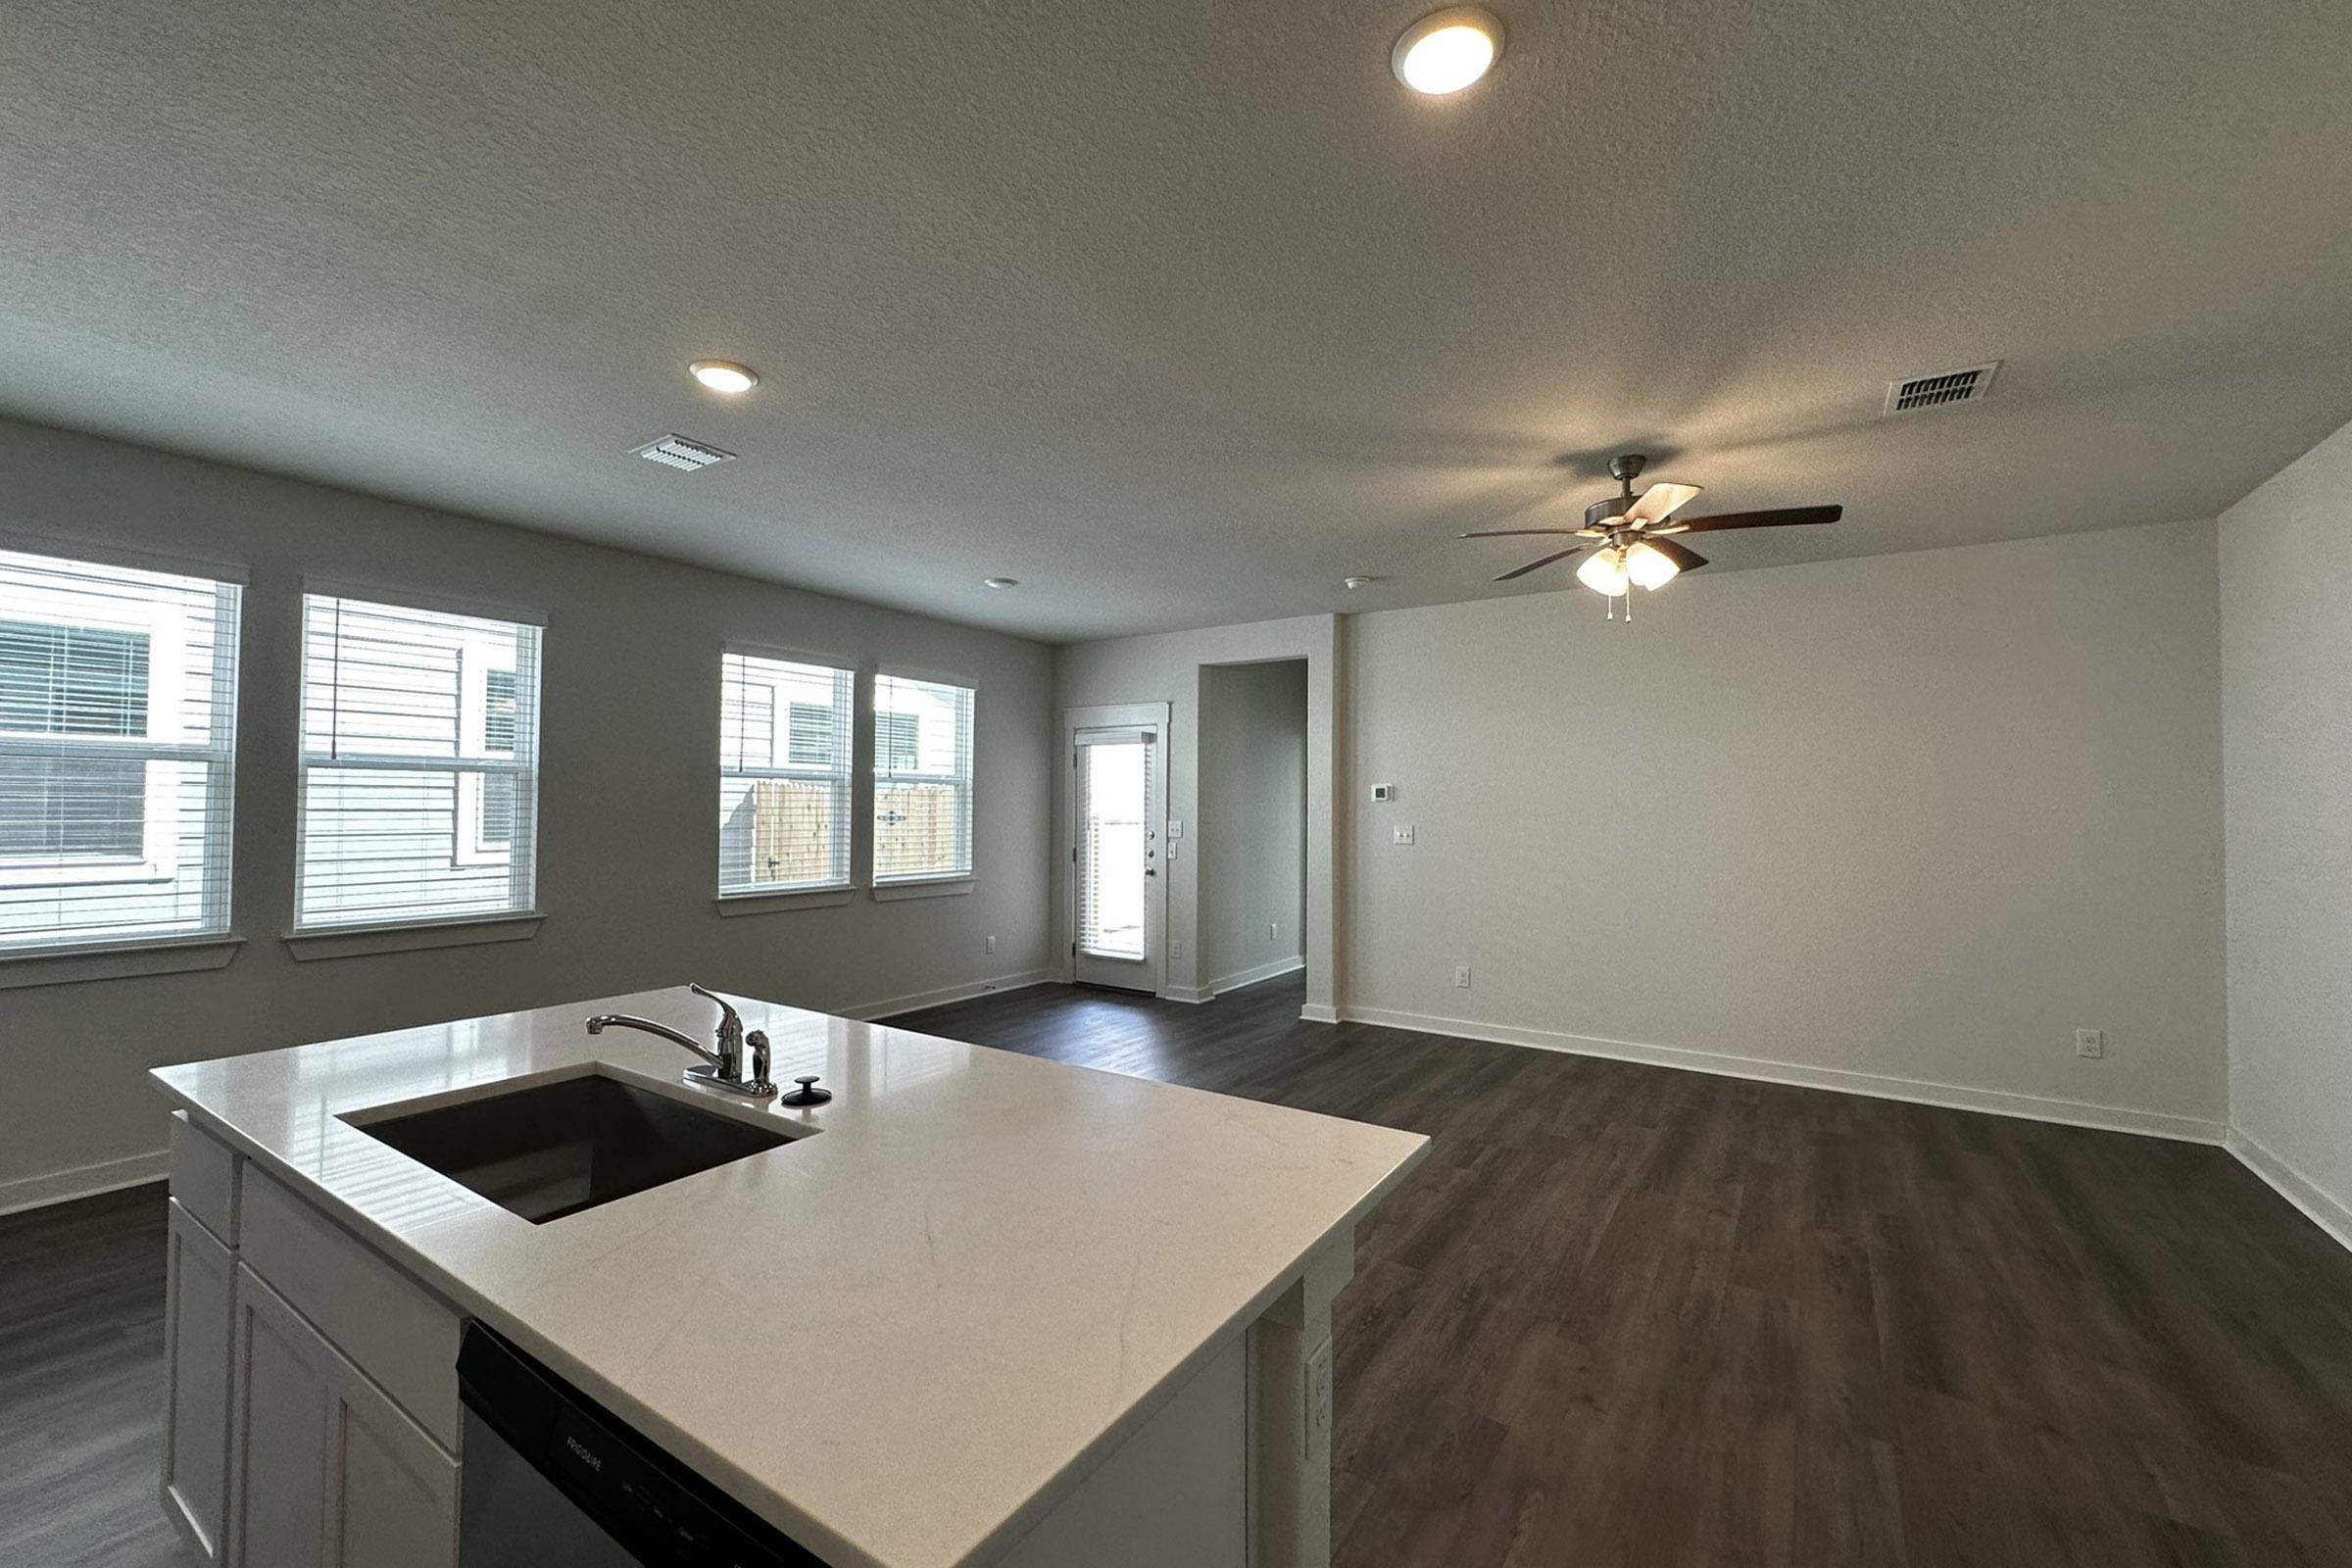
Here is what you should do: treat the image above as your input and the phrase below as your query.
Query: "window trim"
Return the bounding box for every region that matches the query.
[871,668,977,887]
[0,546,241,956]
[292,590,543,936]
[718,644,858,899]
[0,933,244,991]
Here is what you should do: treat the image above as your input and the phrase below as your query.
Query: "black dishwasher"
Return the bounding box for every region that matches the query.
[456,1322,825,1567]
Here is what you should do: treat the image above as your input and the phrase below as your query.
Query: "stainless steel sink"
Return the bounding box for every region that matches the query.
[352,1073,798,1224]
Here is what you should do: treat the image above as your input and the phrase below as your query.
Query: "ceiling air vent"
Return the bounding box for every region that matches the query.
[632,433,736,471]
[1885,361,2001,415]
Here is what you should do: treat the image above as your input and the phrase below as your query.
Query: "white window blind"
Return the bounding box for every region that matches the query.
[718,651,854,895]
[872,673,974,883]
[296,593,541,931]
[0,546,241,954]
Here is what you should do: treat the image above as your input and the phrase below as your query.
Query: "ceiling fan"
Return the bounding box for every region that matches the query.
[1461,454,1842,618]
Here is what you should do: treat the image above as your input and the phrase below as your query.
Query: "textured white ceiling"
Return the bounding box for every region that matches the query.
[3,0,2348,641]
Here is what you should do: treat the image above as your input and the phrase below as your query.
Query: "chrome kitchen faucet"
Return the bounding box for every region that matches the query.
[585,982,777,1100]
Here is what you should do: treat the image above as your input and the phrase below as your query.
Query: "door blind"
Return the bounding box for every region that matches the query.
[718,650,855,895]
[873,673,975,883]
[0,545,242,954]
[1076,728,1152,960]
[296,593,541,930]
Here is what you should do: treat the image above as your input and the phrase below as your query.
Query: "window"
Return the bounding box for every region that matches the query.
[872,673,974,884]
[874,711,919,772]
[719,651,854,896]
[296,592,541,931]
[0,545,241,955]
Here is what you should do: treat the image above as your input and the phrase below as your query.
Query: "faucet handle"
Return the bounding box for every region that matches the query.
[744,1030,773,1095]
[688,982,744,1041]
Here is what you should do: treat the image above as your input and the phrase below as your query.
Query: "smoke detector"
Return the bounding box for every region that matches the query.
[1885,361,2001,415]
[631,434,736,471]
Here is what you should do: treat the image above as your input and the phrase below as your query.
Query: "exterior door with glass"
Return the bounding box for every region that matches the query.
[1072,724,1164,992]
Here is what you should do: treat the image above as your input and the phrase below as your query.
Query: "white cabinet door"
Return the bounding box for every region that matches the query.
[163,1200,236,1565]
[325,1339,460,1568]
[226,1265,458,1568]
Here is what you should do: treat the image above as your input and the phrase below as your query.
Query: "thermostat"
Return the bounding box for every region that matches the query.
[1370,783,1396,803]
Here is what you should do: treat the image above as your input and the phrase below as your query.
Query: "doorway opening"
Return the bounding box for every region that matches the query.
[1198,659,1309,1000]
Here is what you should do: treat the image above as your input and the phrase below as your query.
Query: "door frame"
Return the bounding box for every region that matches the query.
[1058,702,1170,994]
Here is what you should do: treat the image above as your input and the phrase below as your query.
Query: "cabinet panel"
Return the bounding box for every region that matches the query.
[170,1110,242,1246]
[163,1200,236,1565]
[239,1168,464,1447]
[329,1345,459,1568]
[229,1267,330,1568]
[227,1265,458,1568]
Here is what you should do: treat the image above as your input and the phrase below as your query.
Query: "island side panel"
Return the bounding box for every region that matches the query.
[995,1334,1249,1567]
[1250,1230,1355,1568]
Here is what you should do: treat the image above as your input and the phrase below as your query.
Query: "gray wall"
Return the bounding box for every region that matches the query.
[0,416,1054,1207]
[1344,518,2229,1132]
[1199,662,1306,992]
[2220,416,2352,1240]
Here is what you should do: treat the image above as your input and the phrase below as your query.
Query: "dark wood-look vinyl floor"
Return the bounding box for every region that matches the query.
[0,1183,184,1568]
[892,973,2352,1568]
[5,975,2350,1567]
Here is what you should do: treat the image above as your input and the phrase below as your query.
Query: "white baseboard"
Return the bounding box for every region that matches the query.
[1338,1004,2228,1145]
[851,970,1057,1022]
[1209,956,1304,997]
[1299,1004,1340,1025]
[1159,984,1213,1004]
[0,1148,168,1218]
[2228,1126,2352,1254]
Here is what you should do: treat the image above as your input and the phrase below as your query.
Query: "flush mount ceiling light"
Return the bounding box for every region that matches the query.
[689,360,759,394]
[1392,8,1503,95]
[983,576,1020,589]
[1344,574,1381,590]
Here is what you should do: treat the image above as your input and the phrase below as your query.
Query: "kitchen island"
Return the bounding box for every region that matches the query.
[149,985,1428,1568]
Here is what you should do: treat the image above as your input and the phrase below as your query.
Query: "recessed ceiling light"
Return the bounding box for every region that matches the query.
[689,360,759,394]
[1393,8,1503,95]
[984,576,1020,589]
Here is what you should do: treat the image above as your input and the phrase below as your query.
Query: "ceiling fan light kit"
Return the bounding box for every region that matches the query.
[1458,452,1844,623]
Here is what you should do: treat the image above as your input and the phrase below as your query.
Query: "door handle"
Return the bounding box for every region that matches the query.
[1145,868,1157,877]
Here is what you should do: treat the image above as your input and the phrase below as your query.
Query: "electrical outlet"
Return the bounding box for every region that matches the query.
[2075,1028,2104,1059]
[985,933,997,955]
[1303,1338,1334,1457]
[1170,939,1184,959]
[1269,921,1279,942]
[1454,964,1471,989]
[1393,823,1415,846]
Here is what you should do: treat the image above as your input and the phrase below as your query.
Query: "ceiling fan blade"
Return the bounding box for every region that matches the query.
[1494,547,1585,582]
[1457,526,1584,539]
[1641,536,1709,571]
[1671,505,1842,533]
[1626,481,1702,526]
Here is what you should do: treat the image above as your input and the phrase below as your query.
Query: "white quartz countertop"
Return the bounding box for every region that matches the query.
[151,986,1428,1568]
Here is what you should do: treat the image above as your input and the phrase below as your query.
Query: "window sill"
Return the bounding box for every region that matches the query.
[282,912,545,962]
[0,934,244,991]
[871,878,975,902]
[714,888,854,917]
